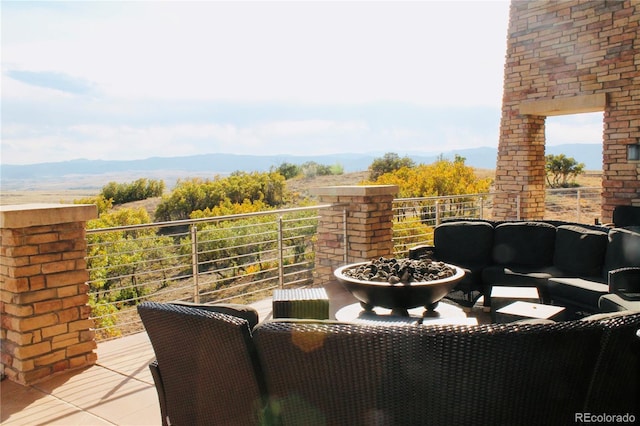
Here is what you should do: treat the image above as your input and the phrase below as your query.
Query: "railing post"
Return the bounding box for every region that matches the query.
[576,189,582,223]
[343,209,348,264]
[190,224,200,303]
[435,201,441,226]
[277,216,284,288]
[480,196,485,219]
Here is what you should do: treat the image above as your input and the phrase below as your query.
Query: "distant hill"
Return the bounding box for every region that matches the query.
[0,144,602,190]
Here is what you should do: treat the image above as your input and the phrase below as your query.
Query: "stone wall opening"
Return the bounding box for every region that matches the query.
[546,111,604,176]
[494,0,639,223]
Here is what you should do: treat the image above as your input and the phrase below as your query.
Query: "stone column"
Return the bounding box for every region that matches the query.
[494,114,547,220]
[311,185,398,287]
[1,204,97,385]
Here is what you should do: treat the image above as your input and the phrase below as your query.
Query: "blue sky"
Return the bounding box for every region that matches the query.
[1,1,603,165]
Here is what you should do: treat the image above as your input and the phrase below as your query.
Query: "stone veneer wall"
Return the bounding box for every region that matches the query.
[495,0,639,222]
[1,204,97,385]
[311,185,398,287]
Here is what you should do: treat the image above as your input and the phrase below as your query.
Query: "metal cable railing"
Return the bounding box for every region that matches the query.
[544,187,601,225]
[86,204,339,340]
[86,188,601,340]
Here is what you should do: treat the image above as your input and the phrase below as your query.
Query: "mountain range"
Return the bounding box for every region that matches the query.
[1,144,602,191]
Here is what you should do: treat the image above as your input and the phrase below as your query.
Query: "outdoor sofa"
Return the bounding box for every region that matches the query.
[138,301,640,426]
[409,219,640,318]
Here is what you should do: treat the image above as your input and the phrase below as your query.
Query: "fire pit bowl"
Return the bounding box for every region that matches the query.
[333,258,465,316]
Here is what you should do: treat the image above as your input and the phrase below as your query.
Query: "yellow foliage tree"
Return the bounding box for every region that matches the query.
[367,156,492,197]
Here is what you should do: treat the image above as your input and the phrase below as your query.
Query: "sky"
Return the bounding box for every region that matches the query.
[1,0,604,166]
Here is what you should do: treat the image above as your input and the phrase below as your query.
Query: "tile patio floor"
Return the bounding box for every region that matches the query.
[0,282,357,425]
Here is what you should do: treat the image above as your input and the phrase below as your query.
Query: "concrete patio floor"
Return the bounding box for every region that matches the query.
[1,283,488,425]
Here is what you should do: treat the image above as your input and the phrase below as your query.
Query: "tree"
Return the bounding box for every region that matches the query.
[367,156,492,198]
[368,153,416,180]
[545,154,585,188]
[273,162,301,180]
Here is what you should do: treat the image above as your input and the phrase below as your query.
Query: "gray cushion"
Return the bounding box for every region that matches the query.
[547,277,609,312]
[553,225,608,277]
[492,222,556,266]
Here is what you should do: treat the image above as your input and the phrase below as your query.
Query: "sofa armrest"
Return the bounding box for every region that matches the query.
[608,267,640,301]
[408,245,436,260]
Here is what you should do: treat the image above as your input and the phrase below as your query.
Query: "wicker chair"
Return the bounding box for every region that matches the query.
[137,301,267,426]
[253,319,609,426]
[584,311,640,412]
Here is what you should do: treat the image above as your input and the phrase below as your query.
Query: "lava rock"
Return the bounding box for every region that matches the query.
[342,257,455,285]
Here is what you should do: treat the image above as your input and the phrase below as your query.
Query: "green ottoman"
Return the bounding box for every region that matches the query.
[273,288,330,320]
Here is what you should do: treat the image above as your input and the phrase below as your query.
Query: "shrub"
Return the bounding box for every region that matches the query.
[100,178,165,204]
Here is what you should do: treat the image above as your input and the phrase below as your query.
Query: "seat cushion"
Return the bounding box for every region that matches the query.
[482,265,557,286]
[492,222,556,266]
[547,277,609,312]
[553,225,608,277]
[581,310,638,321]
[482,265,558,304]
[598,294,640,313]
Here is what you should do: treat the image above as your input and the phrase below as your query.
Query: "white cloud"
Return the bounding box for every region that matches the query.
[255,120,368,138]
[2,1,510,105]
[2,1,599,166]
[546,113,604,145]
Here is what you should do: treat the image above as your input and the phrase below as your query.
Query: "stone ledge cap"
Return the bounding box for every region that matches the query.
[310,185,399,197]
[519,93,606,116]
[0,204,97,228]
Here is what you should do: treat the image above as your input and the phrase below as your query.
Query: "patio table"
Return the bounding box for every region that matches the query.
[335,301,478,326]
[495,301,565,323]
[490,286,540,322]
